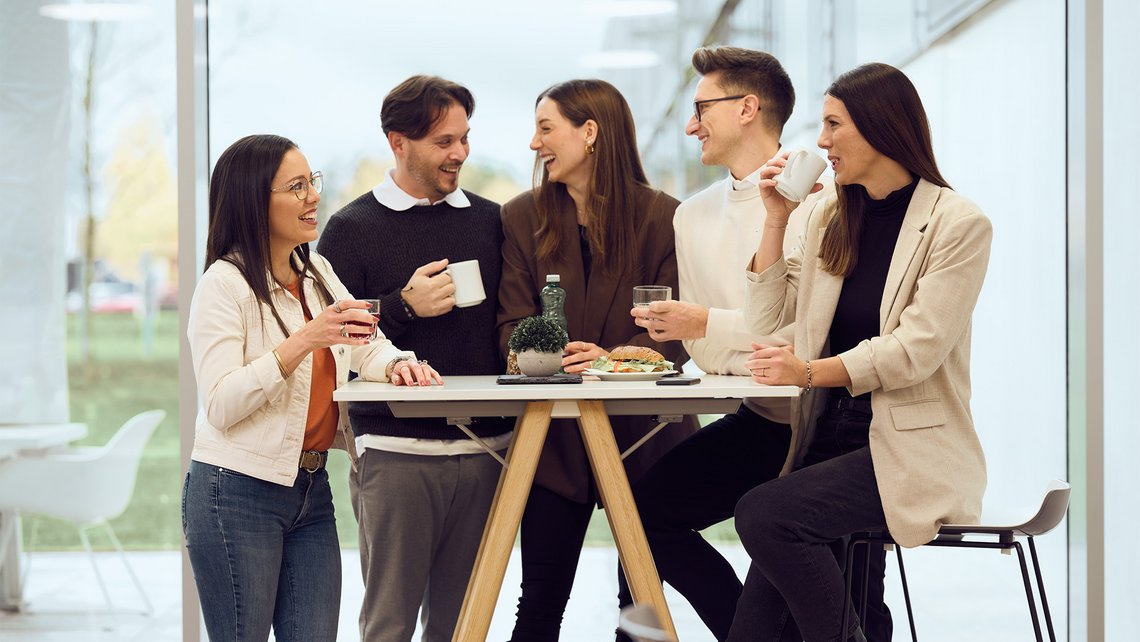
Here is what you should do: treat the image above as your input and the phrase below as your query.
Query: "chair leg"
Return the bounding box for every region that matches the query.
[841,536,863,642]
[1011,541,1043,642]
[860,543,872,626]
[78,524,117,630]
[893,544,918,641]
[1027,537,1056,642]
[102,520,153,615]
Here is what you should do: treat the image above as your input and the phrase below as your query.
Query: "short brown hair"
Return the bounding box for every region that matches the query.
[381,75,475,140]
[692,46,794,135]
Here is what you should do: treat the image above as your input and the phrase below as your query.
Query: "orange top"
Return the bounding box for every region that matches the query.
[284,281,338,452]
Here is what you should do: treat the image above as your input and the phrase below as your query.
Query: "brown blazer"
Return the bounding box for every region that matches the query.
[497,185,697,503]
[745,179,992,547]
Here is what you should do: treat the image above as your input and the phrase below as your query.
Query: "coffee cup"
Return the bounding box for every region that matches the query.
[445,259,486,308]
[773,150,828,202]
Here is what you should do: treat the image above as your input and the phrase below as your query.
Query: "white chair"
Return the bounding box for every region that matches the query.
[0,409,165,616]
[842,479,1072,642]
[618,603,677,642]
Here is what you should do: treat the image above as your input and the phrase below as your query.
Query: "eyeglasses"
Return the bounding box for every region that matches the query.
[693,95,747,122]
[271,171,323,200]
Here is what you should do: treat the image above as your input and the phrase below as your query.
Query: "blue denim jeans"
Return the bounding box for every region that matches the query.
[183,460,341,642]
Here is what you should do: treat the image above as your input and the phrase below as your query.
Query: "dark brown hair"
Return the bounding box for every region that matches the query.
[381,75,475,140]
[819,63,950,277]
[692,46,795,135]
[204,134,335,338]
[532,79,648,274]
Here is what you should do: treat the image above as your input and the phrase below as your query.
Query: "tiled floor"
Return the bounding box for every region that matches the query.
[0,542,1065,641]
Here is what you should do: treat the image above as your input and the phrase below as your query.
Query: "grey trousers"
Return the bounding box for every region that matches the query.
[351,448,503,642]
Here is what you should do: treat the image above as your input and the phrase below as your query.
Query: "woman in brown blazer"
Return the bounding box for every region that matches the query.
[728,63,992,642]
[496,79,696,641]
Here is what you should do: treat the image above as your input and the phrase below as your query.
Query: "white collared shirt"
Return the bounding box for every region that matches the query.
[372,168,471,210]
[731,166,764,192]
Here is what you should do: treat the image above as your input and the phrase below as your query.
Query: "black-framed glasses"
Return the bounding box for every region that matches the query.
[693,95,747,122]
[271,171,323,201]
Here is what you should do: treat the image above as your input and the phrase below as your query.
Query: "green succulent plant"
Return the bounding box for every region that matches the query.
[508,315,569,354]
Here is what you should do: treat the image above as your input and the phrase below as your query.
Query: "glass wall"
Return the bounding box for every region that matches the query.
[1103,0,1139,635]
[0,0,181,635]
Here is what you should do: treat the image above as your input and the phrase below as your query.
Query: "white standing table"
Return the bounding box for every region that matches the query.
[0,422,88,610]
[335,375,799,641]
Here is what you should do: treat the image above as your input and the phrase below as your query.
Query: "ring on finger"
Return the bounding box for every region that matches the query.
[339,322,348,338]
[333,300,343,314]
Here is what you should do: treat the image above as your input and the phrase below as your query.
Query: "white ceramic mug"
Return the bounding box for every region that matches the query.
[445,259,486,308]
[773,150,828,202]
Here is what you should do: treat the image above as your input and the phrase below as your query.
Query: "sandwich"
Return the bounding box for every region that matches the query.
[590,346,673,373]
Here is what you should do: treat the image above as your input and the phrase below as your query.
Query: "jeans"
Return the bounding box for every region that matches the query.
[183,460,341,642]
[728,443,888,642]
[615,405,792,641]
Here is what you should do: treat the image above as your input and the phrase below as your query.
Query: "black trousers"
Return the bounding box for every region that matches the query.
[728,403,892,642]
[508,483,595,642]
[616,405,792,641]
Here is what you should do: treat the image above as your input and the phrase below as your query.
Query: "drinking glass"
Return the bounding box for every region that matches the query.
[347,299,380,340]
[633,285,672,308]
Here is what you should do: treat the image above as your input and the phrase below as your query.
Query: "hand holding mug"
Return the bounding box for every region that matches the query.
[401,258,456,318]
[759,150,827,224]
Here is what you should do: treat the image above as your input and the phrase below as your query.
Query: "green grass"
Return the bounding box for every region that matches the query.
[28,310,738,550]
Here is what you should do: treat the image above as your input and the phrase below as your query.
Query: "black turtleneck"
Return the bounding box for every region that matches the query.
[828,177,919,400]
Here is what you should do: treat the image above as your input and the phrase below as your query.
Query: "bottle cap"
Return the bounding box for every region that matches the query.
[546,274,560,283]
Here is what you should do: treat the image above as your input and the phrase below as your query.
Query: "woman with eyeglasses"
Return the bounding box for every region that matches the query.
[496,79,697,641]
[729,63,992,642]
[183,134,440,641]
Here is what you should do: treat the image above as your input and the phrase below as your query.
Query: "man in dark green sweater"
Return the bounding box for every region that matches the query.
[317,75,511,642]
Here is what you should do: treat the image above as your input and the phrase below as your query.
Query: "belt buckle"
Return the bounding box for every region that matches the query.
[300,450,323,473]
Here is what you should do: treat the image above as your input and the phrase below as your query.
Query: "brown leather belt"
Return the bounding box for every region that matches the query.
[299,450,328,472]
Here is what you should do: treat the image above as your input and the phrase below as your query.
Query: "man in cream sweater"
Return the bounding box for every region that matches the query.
[620,46,835,642]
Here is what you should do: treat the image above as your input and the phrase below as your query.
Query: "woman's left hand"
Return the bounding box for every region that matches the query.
[562,341,608,374]
[745,343,806,386]
[390,360,444,387]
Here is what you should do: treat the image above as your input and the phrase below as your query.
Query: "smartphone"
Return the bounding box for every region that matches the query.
[656,376,701,386]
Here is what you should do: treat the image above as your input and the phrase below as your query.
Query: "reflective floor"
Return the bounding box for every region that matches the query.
[0,543,1061,641]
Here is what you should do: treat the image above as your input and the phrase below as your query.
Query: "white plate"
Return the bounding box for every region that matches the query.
[583,369,679,381]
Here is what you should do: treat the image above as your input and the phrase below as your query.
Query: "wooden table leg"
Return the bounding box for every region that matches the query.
[453,401,553,642]
[576,400,678,640]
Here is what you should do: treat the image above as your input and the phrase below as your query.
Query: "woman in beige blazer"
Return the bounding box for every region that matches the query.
[496,79,696,641]
[726,64,992,642]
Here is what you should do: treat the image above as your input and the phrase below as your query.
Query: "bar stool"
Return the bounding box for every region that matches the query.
[841,479,1071,642]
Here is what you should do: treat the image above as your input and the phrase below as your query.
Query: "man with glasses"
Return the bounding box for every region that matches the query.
[318,75,511,642]
[619,47,871,642]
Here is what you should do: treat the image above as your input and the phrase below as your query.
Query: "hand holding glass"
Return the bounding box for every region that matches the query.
[346,299,380,340]
[633,286,671,334]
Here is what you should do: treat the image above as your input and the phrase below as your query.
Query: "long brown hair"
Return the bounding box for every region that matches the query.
[819,63,950,276]
[204,134,335,337]
[532,79,648,274]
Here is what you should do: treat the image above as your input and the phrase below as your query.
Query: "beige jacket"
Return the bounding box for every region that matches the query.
[187,253,409,486]
[744,179,992,547]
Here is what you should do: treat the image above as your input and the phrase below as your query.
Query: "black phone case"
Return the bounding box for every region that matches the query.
[655,377,701,386]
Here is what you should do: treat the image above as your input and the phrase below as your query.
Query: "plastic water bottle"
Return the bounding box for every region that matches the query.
[540,274,568,337]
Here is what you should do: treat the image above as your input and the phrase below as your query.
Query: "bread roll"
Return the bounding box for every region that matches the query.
[607,345,665,362]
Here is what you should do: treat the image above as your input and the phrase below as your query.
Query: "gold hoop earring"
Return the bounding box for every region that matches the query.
[585,141,596,154]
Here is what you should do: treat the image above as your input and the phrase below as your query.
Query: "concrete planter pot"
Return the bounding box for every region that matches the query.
[516,349,562,377]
